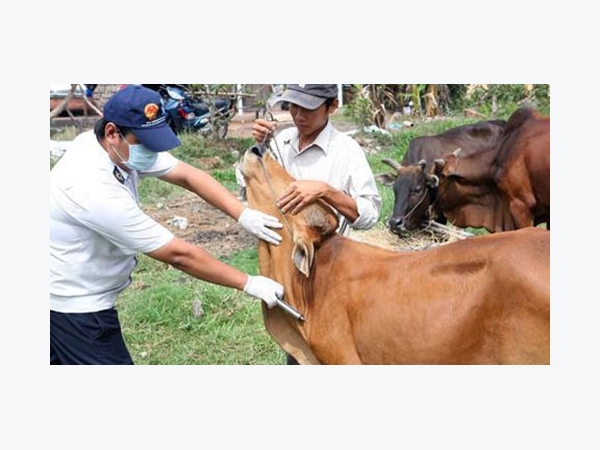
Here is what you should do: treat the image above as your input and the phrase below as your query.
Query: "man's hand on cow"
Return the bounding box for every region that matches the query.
[252,119,277,143]
[277,180,327,215]
[238,207,283,245]
[243,275,283,308]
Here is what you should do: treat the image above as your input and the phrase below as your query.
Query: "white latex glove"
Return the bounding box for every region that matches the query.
[243,275,284,308]
[238,207,283,245]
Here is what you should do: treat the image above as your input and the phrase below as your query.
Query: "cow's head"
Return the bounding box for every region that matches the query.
[431,147,518,232]
[376,158,439,234]
[241,144,339,277]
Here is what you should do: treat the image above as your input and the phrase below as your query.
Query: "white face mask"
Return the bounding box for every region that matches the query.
[112,133,158,171]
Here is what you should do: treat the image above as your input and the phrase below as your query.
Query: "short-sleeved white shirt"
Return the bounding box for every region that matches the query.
[266,121,381,235]
[50,130,177,313]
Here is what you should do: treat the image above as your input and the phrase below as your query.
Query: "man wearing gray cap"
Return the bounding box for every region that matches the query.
[250,84,382,364]
[252,84,381,236]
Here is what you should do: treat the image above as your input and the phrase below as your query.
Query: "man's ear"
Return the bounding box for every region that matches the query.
[105,122,119,139]
[328,99,339,114]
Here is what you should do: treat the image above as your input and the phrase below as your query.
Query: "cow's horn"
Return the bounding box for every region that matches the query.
[453,147,462,157]
[433,158,445,172]
[418,159,427,170]
[381,158,403,172]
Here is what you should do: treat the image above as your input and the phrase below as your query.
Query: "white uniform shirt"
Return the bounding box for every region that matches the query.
[265,121,381,235]
[50,130,177,313]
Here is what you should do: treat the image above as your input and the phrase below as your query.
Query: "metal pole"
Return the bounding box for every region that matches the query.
[237,84,244,114]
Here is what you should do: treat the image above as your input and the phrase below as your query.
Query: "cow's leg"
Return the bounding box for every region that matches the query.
[308,335,362,364]
[508,195,536,228]
[325,352,362,365]
[312,342,362,365]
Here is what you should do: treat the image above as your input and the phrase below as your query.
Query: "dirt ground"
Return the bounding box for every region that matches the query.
[145,189,258,259]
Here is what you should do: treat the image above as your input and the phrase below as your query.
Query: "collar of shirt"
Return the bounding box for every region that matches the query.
[288,120,334,155]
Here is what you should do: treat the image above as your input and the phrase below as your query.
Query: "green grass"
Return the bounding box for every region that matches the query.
[118,249,284,365]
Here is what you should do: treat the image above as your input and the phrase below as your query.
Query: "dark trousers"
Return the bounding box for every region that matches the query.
[50,309,133,365]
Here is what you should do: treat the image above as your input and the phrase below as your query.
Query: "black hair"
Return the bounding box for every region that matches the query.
[324,98,336,108]
[93,118,132,140]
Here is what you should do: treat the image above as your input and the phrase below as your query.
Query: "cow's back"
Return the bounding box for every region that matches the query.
[306,228,550,364]
[403,120,506,168]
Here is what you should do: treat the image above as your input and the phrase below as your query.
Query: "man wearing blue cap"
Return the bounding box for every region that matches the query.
[50,84,285,365]
[249,84,381,364]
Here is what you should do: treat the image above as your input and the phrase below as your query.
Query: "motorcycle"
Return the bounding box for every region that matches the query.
[143,84,236,138]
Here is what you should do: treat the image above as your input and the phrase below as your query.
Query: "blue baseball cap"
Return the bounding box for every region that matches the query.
[103,84,181,152]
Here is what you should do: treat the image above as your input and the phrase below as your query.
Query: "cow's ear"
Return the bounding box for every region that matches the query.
[418,159,427,170]
[375,172,396,186]
[292,238,314,278]
[426,173,439,188]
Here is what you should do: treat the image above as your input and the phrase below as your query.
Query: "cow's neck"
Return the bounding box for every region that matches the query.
[258,230,312,328]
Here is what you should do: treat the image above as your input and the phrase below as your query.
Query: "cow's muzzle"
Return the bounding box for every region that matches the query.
[250,144,266,157]
[388,217,412,235]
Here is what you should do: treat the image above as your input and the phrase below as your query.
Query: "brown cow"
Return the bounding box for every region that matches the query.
[377,119,507,233]
[432,107,550,232]
[241,144,550,365]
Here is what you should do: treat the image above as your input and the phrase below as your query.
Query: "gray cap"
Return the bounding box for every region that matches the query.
[276,84,339,110]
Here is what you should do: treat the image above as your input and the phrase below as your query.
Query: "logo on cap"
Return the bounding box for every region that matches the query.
[144,103,160,121]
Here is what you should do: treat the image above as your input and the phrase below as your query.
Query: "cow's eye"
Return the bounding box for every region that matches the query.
[413,186,423,194]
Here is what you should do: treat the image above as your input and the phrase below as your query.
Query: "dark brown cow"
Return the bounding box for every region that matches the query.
[377,120,507,233]
[402,119,507,167]
[431,107,550,232]
[241,144,550,365]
